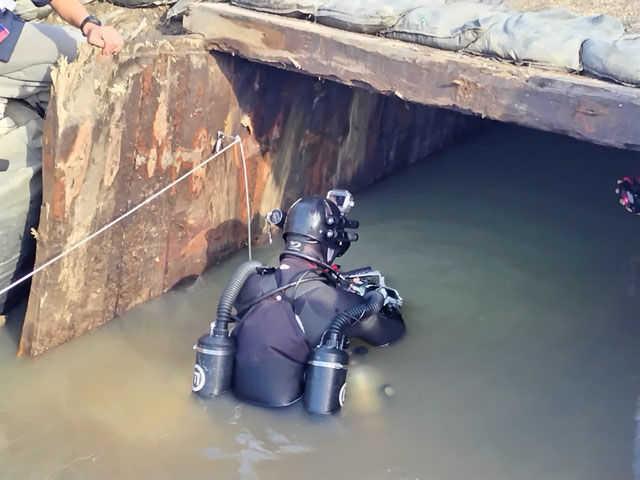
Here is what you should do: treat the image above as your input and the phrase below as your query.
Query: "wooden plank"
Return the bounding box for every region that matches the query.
[184,3,640,151]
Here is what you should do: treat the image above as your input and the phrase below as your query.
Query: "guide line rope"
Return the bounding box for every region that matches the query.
[0,133,252,298]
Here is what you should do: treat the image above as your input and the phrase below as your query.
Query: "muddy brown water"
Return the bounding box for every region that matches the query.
[0,123,639,480]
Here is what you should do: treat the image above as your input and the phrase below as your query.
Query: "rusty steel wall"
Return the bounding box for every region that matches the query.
[19,35,480,356]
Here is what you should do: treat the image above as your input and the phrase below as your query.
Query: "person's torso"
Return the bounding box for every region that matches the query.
[235,256,361,345]
[231,256,360,406]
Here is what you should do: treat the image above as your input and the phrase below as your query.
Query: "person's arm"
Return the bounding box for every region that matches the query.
[348,305,405,347]
[48,0,123,55]
[338,274,406,346]
[303,283,405,347]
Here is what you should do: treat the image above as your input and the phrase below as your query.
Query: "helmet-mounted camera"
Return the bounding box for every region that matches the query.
[326,189,355,214]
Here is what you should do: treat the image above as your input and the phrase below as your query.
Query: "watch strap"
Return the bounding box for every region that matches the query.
[79,15,101,35]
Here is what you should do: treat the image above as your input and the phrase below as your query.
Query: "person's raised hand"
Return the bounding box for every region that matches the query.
[83,24,124,55]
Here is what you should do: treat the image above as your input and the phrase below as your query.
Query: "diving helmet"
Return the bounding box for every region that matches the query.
[268,190,359,264]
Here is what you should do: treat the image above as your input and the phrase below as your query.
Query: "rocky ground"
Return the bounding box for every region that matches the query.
[42,1,185,39]
[508,0,640,33]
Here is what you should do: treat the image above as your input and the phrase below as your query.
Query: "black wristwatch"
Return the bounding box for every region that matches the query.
[79,15,102,36]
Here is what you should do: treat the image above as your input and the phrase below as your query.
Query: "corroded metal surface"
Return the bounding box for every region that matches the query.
[20,36,479,356]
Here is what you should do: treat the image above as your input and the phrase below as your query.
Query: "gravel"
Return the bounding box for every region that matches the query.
[507,0,640,33]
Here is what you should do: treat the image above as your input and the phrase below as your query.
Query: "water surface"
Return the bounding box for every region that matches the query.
[1,124,639,480]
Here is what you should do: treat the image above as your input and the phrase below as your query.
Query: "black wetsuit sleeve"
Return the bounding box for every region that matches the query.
[344,294,405,347]
[293,282,405,347]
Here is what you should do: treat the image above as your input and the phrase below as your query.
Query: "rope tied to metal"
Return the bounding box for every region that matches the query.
[0,131,252,298]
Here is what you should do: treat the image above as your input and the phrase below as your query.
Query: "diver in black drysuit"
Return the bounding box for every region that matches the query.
[230,193,405,408]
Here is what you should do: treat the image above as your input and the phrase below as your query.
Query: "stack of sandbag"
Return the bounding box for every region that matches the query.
[581,35,640,87]
[386,0,514,51]
[0,102,43,314]
[466,8,625,72]
[229,0,325,17]
[315,0,426,34]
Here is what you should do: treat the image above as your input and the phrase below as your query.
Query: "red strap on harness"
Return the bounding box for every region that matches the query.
[303,261,340,272]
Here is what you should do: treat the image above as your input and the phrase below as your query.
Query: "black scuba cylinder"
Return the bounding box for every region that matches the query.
[192,260,265,397]
[303,337,349,415]
[192,333,236,397]
[303,290,386,414]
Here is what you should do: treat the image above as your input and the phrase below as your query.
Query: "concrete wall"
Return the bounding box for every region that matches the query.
[20,35,480,356]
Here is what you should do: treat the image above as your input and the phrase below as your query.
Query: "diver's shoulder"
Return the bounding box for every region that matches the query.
[235,270,278,309]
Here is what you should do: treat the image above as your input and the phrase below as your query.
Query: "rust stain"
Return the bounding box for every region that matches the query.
[180,227,207,259]
[452,78,479,103]
[141,66,153,97]
[191,127,208,150]
[57,120,92,217]
[190,165,207,195]
[253,151,272,207]
[174,70,187,136]
[152,92,172,172]
[51,177,67,220]
[169,158,180,197]
[188,128,210,194]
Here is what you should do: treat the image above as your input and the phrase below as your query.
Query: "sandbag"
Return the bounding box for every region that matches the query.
[107,0,176,8]
[0,102,43,314]
[167,0,226,20]
[316,0,427,34]
[14,0,93,21]
[386,0,513,51]
[466,8,625,72]
[229,0,325,17]
[581,35,640,87]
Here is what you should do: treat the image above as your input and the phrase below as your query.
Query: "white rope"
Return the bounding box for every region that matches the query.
[0,134,251,297]
[237,135,252,261]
